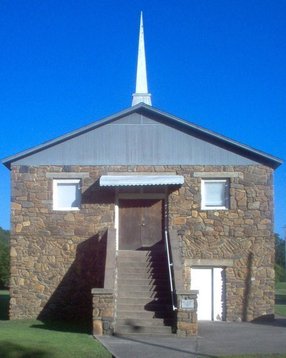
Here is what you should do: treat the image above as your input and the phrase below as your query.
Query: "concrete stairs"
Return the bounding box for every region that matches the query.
[115,249,174,335]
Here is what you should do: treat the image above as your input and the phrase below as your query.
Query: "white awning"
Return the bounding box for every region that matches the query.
[100,175,184,187]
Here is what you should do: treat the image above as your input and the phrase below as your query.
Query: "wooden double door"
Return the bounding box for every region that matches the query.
[119,198,164,250]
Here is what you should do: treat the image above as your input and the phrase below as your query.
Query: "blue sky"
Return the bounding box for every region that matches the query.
[0,0,285,236]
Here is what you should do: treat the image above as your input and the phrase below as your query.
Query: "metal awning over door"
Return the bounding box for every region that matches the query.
[99,175,184,187]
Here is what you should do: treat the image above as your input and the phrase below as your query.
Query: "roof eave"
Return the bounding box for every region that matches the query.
[2,103,283,170]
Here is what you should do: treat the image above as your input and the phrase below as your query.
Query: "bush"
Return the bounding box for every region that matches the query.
[0,228,10,289]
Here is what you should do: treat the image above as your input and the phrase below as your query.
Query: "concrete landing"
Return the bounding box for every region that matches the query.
[96,318,286,357]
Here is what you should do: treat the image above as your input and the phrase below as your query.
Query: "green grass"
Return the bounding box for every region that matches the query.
[276,282,286,295]
[0,320,111,357]
[0,291,111,357]
[275,282,286,317]
[220,355,286,358]
[1,284,286,358]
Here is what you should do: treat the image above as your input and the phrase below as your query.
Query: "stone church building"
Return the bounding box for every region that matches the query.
[2,14,282,336]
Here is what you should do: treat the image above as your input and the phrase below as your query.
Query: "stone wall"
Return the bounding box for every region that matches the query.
[168,165,274,321]
[10,164,274,322]
[176,291,198,336]
[92,289,114,335]
[10,165,115,322]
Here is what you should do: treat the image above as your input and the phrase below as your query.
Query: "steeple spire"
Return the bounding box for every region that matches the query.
[132,12,152,106]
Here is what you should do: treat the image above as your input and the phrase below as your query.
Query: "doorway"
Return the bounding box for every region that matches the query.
[191,267,225,321]
[118,198,164,250]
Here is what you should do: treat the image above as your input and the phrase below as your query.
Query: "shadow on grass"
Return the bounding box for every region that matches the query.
[0,341,49,357]
[276,294,286,305]
[30,320,90,334]
[251,317,286,328]
[0,290,9,320]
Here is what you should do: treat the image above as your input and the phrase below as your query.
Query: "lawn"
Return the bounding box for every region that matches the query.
[0,291,111,358]
[276,282,286,295]
[275,282,286,317]
[222,356,286,358]
[1,286,286,358]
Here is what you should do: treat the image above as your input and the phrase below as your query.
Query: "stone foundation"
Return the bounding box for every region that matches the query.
[92,289,114,336]
[176,291,198,336]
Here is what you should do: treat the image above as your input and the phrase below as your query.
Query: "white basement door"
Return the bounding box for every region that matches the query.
[191,267,224,321]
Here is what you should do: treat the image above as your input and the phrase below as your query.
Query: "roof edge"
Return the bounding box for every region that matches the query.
[2,103,283,170]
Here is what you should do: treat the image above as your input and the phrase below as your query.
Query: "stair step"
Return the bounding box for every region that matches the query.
[117,302,172,311]
[118,274,169,281]
[116,310,173,319]
[118,249,165,256]
[117,286,170,295]
[115,249,173,336]
[114,324,173,335]
[117,287,171,294]
[117,290,170,299]
[118,259,167,264]
[118,270,169,278]
[116,317,173,327]
[117,266,168,274]
[118,255,167,261]
[116,296,171,305]
[117,260,167,267]
[118,277,169,285]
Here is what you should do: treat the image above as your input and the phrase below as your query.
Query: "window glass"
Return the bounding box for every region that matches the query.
[204,181,225,206]
[202,179,229,210]
[53,179,81,210]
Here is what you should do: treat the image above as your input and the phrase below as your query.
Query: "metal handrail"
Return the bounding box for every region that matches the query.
[164,229,177,310]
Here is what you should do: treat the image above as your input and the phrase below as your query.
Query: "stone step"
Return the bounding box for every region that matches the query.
[114,324,173,335]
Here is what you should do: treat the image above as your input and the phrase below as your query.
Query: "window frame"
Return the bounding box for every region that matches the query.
[53,179,81,211]
[201,178,229,210]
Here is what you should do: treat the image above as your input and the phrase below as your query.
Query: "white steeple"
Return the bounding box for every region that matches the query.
[132,12,152,106]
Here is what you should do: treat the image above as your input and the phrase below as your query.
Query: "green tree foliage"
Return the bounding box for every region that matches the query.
[0,227,10,288]
[275,233,286,282]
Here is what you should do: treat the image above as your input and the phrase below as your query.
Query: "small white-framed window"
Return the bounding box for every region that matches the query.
[201,179,229,210]
[53,179,81,211]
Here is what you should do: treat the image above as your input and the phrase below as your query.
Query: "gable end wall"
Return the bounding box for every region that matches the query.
[10,164,274,322]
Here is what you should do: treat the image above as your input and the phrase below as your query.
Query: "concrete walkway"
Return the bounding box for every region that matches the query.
[96,318,286,357]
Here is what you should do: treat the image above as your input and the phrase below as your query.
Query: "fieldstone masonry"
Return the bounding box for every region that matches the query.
[176,290,198,336]
[92,289,114,335]
[10,164,274,324]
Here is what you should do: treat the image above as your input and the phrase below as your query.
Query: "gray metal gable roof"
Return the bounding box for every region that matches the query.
[2,103,282,169]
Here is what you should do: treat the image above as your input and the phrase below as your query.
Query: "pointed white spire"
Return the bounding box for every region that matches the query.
[132,12,152,106]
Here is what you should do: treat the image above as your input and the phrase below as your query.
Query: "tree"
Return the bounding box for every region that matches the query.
[0,227,10,288]
[275,233,286,282]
